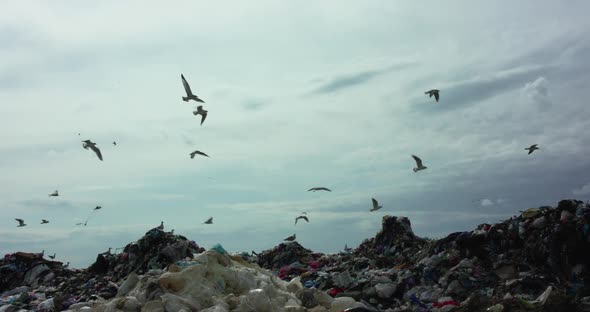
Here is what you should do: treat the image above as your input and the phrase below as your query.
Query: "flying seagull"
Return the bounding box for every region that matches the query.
[49,190,59,197]
[76,220,88,226]
[412,155,428,172]
[48,253,56,260]
[525,144,540,155]
[192,105,208,126]
[425,89,440,102]
[15,218,26,227]
[82,140,103,161]
[112,141,117,146]
[370,198,382,212]
[41,219,49,224]
[204,217,213,224]
[295,215,309,225]
[181,74,205,103]
[190,150,209,158]
[308,187,332,192]
[284,234,296,242]
[94,206,102,211]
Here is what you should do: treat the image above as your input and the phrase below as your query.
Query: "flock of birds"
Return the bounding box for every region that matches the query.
[12,76,543,260]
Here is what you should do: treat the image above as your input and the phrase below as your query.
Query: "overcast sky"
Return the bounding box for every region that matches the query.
[1,1,590,268]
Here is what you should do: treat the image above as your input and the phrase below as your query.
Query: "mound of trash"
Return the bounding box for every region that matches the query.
[1,199,589,311]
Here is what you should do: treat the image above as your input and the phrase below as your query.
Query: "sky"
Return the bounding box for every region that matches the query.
[1,1,590,268]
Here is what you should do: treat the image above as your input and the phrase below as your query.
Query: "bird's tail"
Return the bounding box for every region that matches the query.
[182,96,189,102]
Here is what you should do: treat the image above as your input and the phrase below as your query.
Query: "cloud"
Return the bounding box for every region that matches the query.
[573,182,590,195]
[308,62,416,95]
[522,76,552,111]
[480,199,494,206]
[410,65,550,113]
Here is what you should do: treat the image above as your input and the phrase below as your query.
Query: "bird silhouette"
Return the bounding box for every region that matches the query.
[192,105,208,125]
[425,89,440,102]
[412,155,427,172]
[94,206,102,211]
[284,234,296,241]
[49,190,59,197]
[181,74,205,103]
[82,140,103,161]
[204,217,213,224]
[190,150,209,158]
[370,198,382,212]
[48,253,56,260]
[15,218,26,227]
[41,219,49,224]
[525,144,540,155]
[295,215,309,225]
[308,187,332,192]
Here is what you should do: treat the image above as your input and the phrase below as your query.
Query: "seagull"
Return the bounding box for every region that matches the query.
[204,217,213,224]
[181,74,205,103]
[63,262,70,269]
[41,219,49,224]
[76,219,88,226]
[49,190,59,197]
[295,215,309,225]
[15,218,26,227]
[370,198,382,212]
[48,253,56,260]
[344,244,352,252]
[112,141,117,146]
[308,187,332,192]
[157,221,164,230]
[412,155,428,172]
[190,150,209,158]
[425,89,440,102]
[94,206,102,211]
[284,234,296,242]
[82,140,103,161]
[525,144,540,155]
[192,105,208,126]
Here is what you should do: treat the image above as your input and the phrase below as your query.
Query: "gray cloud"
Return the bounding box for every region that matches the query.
[521,76,552,111]
[308,62,416,95]
[573,182,590,195]
[409,64,550,113]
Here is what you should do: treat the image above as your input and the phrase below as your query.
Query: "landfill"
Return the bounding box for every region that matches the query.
[1,199,590,311]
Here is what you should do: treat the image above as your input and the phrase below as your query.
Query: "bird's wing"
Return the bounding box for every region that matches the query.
[190,153,195,159]
[434,92,439,102]
[372,198,378,208]
[197,151,209,157]
[324,187,332,191]
[15,218,23,224]
[181,74,193,96]
[90,145,103,160]
[412,155,423,167]
[425,91,430,95]
[295,217,299,225]
[303,216,309,222]
[528,149,534,154]
[200,112,207,125]
[308,188,316,191]
[531,144,538,148]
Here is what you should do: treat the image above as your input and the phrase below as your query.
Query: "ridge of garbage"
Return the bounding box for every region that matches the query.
[1,199,589,311]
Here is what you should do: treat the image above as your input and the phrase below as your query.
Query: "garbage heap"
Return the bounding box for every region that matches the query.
[0,228,368,311]
[87,227,206,279]
[255,199,590,311]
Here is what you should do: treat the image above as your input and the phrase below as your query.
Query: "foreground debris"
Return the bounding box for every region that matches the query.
[1,199,589,311]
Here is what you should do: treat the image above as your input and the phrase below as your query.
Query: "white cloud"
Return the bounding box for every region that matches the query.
[481,199,494,207]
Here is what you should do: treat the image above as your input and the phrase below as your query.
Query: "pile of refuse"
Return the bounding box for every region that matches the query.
[1,199,589,311]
